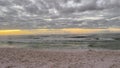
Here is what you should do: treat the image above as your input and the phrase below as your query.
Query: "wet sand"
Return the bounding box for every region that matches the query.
[0,48,120,68]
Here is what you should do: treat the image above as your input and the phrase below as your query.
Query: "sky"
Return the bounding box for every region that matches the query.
[0,0,120,29]
[0,28,120,35]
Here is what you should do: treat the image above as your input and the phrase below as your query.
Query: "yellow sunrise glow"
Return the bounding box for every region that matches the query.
[0,28,120,36]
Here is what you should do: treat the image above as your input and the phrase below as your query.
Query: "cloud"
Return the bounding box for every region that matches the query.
[59,0,120,12]
[97,0,120,8]
[0,0,120,29]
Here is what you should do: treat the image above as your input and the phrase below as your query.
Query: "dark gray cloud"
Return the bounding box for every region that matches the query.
[0,0,120,29]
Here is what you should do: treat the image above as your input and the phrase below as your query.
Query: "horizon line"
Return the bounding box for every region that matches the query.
[0,28,120,36]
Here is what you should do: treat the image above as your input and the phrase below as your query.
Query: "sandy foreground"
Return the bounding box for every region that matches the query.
[0,48,120,68]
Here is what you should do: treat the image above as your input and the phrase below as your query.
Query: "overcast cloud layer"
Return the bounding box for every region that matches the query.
[0,0,120,29]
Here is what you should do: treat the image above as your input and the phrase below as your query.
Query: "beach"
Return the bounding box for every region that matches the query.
[0,48,120,68]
